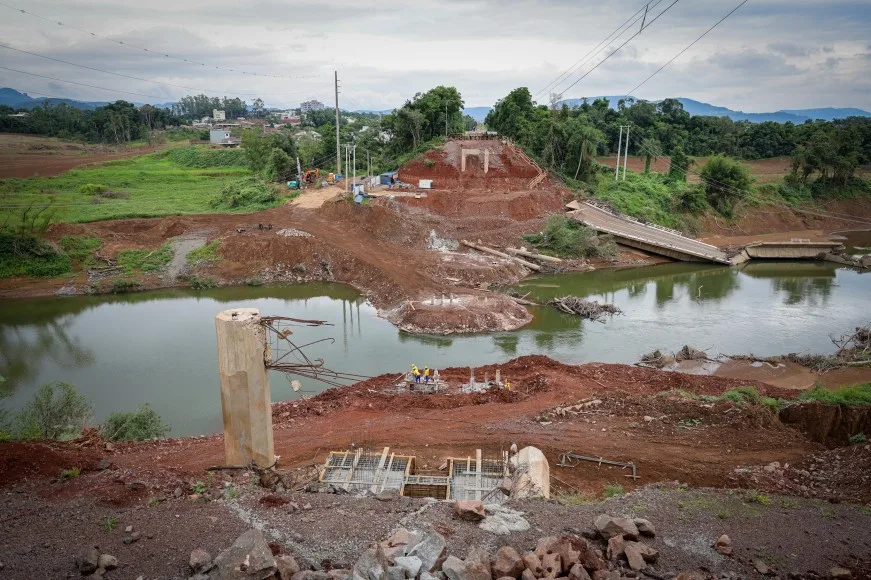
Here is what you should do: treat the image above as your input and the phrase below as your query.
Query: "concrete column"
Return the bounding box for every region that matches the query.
[215,308,275,467]
[484,149,490,173]
[461,148,467,172]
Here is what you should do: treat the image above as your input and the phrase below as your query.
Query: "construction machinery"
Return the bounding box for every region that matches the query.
[304,169,319,184]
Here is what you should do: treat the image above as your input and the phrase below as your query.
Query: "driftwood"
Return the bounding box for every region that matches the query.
[548,296,621,322]
[461,240,541,272]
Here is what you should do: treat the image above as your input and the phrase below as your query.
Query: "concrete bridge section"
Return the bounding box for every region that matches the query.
[731,241,845,264]
[568,201,731,264]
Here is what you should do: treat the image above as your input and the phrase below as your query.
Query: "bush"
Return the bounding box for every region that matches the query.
[524,214,617,259]
[101,403,169,441]
[110,279,144,293]
[264,148,292,182]
[700,155,752,216]
[674,185,708,213]
[210,178,278,210]
[78,183,108,194]
[246,276,263,286]
[15,382,92,440]
[60,236,101,269]
[0,233,72,278]
[188,276,217,290]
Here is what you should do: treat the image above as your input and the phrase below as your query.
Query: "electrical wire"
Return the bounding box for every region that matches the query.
[626,0,751,95]
[0,43,328,98]
[535,0,664,100]
[0,65,170,101]
[0,0,321,80]
[559,0,681,96]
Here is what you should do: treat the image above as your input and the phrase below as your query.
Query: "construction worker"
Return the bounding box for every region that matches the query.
[411,364,421,383]
[505,379,511,391]
[423,367,431,384]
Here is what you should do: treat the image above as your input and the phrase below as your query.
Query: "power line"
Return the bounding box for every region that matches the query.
[0,65,171,101]
[0,0,321,80]
[626,0,751,95]
[559,0,681,96]
[535,0,664,100]
[0,43,324,98]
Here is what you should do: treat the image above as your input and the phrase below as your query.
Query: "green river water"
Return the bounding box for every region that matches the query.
[1,253,869,436]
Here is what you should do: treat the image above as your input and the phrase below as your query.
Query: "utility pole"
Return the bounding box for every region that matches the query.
[344,145,350,193]
[445,102,449,137]
[367,150,370,179]
[296,156,302,188]
[623,125,630,181]
[334,70,341,175]
[615,125,624,181]
[352,145,356,194]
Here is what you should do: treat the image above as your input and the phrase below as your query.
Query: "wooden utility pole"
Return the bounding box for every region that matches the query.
[215,308,274,468]
[334,70,341,174]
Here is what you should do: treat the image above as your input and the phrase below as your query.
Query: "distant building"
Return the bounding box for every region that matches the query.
[300,100,325,112]
[279,110,301,121]
[213,109,226,121]
[210,129,240,147]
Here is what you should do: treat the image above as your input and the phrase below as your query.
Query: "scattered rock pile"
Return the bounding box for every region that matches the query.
[74,548,118,579]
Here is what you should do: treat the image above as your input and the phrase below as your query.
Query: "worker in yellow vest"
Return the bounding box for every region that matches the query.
[423,367,431,384]
[411,364,421,383]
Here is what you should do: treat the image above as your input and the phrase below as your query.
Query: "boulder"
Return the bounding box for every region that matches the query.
[624,543,657,563]
[563,537,606,573]
[830,567,852,579]
[442,555,491,580]
[521,553,542,577]
[623,544,646,572]
[534,537,579,573]
[383,529,424,561]
[329,570,351,580]
[212,529,277,580]
[455,500,486,522]
[190,549,213,573]
[388,567,407,580]
[77,548,100,575]
[353,545,390,580]
[98,554,118,571]
[292,572,333,580]
[714,535,732,556]
[568,564,592,580]
[632,518,655,537]
[753,559,770,575]
[275,555,301,580]
[407,531,447,573]
[520,570,536,580]
[394,556,423,579]
[593,515,638,541]
[605,536,625,563]
[492,547,524,579]
[479,505,530,535]
[540,553,560,578]
[466,547,493,580]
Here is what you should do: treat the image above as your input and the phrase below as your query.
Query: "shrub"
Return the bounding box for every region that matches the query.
[524,214,617,259]
[604,483,624,498]
[0,233,72,278]
[700,155,752,216]
[60,236,102,269]
[423,159,435,168]
[210,178,278,210]
[188,276,218,290]
[674,185,708,213]
[849,433,868,445]
[110,279,144,293]
[186,240,220,266]
[264,148,292,182]
[59,467,81,479]
[15,382,92,440]
[101,403,169,441]
[78,183,108,194]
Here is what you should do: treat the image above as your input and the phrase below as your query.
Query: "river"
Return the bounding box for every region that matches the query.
[1,259,869,436]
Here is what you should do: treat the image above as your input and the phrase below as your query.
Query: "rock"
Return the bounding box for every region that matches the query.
[624,543,657,564]
[442,555,491,580]
[407,531,447,573]
[190,549,213,573]
[632,519,655,537]
[388,567,407,580]
[105,442,115,452]
[173,487,184,498]
[521,570,536,580]
[455,500,486,522]
[421,573,440,580]
[275,555,301,580]
[293,572,333,580]
[98,554,118,571]
[568,564,592,580]
[329,569,351,580]
[593,515,639,540]
[624,545,646,572]
[497,477,513,495]
[534,537,579,574]
[394,556,423,579]
[191,575,211,580]
[479,505,530,535]
[77,548,101,575]
[522,553,542,577]
[675,574,707,580]
[606,536,625,562]
[763,462,781,473]
[376,491,399,502]
[643,416,654,423]
[124,525,133,533]
[752,559,769,575]
[563,537,606,573]
[353,545,390,580]
[212,529,276,580]
[714,535,732,556]
[466,547,492,578]
[492,547,524,579]
[540,553,561,578]
[830,568,851,580]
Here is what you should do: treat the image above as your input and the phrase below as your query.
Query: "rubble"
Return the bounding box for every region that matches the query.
[455,500,486,521]
[211,529,276,580]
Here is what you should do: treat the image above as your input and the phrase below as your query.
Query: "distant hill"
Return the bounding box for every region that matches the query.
[778,107,871,121]
[0,88,33,107]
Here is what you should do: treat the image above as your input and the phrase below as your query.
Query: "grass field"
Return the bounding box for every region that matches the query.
[0,146,254,224]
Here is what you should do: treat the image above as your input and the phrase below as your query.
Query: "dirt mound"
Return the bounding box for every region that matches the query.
[779,402,871,445]
[0,441,102,487]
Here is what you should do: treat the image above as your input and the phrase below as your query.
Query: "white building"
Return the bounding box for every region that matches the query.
[213,109,226,121]
[300,100,325,112]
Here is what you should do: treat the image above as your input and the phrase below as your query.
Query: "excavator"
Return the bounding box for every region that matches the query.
[303,169,319,184]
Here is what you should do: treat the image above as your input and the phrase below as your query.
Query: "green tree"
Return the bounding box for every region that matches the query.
[241,128,271,173]
[641,137,662,174]
[668,146,691,182]
[700,154,752,215]
[265,147,292,182]
[16,382,92,440]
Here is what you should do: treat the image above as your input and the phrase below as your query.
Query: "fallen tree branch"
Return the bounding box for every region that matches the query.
[547,296,622,322]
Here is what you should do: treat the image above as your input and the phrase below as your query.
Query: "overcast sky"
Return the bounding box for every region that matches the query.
[1,0,869,112]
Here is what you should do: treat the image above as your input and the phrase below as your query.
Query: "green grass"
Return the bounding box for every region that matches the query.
[104,517,119,532]
[592,172,700,233]
[556,493,594,506]
[116,243,173,273]
[603,483,624,498]
[59,467,81,480]
[59,236,102,269]
[722,386,781,409]
[109,279,144,293]
[849,432,868,445]
[188,275,218,290]
[186,240,220,266]
[745,490,772,505]
[162,146,247,168]
[0,233,72,278]
[798,383,871,406]
[0,148,250,224]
